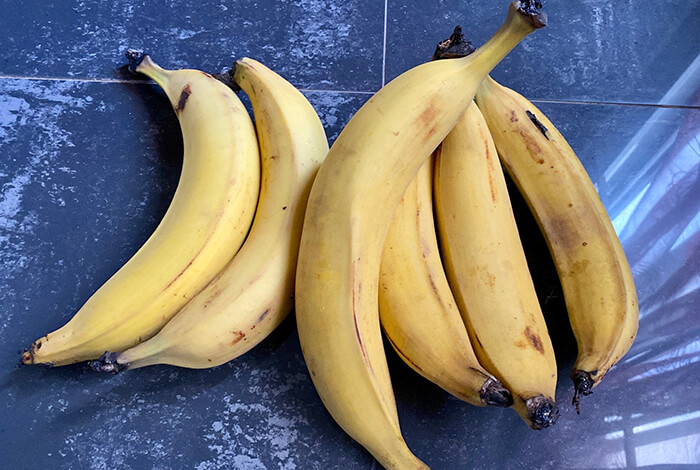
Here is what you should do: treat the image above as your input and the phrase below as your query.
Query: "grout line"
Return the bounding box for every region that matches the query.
[299,88,375,95]
[0,74,697,109]
[381,0,388,86]
[0,74,146,84]
[0,74,378,95]
[529,98,699,110]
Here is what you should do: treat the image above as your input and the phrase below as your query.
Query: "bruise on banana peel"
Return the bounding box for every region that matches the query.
[176,84,192,113]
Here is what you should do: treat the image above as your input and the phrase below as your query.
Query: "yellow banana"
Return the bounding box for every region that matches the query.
[295,2,546,468]
[474,75,638,411]
[434,103,558,429]
[96,58,327,371]
[379,158,512,408]
[21,52,260,366]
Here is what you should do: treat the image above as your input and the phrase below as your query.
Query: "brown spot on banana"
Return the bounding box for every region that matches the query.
[175,84,192,113]
[483,133,498,203]
[258,308,271,322]
[518,129,544,163]
[510,110,519,122]
[526,110,550,140]
[543,214,580,252]
[568,259,591,277]
[231,331,246,345]
[524,326,545,354]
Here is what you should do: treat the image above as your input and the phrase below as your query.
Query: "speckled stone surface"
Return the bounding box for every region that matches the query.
[2,1,700,469]
[0,0,384,91]
[386,0,700,105]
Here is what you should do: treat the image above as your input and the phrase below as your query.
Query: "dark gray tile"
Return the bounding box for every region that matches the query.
[0,0,384,91]
[1,78,699,468]
[385,0,700,105]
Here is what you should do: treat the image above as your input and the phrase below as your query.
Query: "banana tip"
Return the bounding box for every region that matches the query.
[20,349,34,365]
[571,370,594,414]
[125,48,147,73]
[525,395,559,429]
[19,340,42,365]
[88,351,128,374]
[480,377,514,408]
[516,0,547,29]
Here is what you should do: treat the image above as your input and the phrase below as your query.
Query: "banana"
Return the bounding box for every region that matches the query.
[295,2,546,468]
[379,158,512,408]
[434,103,558,429]
[94,58,327,371]
[21,52,260,366]
[474,75,638,411]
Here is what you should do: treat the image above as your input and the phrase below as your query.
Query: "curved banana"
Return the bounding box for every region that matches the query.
[474,75,638,410]
[21,52,260,366]
[295,2,546,468]
[96,58,328,371]
[434,103,558,429]
[379,158,512,408]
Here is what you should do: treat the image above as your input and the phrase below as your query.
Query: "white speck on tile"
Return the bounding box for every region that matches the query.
[304,92,356,143]
[287,0,354,64]
[197,369,309,470]
[168,27,204,40]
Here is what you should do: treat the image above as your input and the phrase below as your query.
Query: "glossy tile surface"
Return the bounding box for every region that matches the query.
[2,1,700,469]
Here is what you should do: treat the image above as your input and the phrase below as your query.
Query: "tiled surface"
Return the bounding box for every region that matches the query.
[2,1,700,469]
[0,0,384,91]
[386,0,700,105]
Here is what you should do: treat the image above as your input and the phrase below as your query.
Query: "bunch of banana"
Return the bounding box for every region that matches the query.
[474,76,638,412]
[22,52,261,366]
[433,102,558,429]
[295,1,546,468]
[94,57,328,371]
[22,53,328,371]
[379,158,513,409]
[18,0,640,467]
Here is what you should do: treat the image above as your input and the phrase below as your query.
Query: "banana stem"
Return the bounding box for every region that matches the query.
[125,49,171,89]
[431,26,475,61]
[466,1,546,77]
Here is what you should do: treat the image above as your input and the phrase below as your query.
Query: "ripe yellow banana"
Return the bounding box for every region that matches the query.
[295,2,546,468]
[21,52,260,366]
[474,75,638,410]
[379,158,512,408]
[434,103,558,429]
[96,58,327,371]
